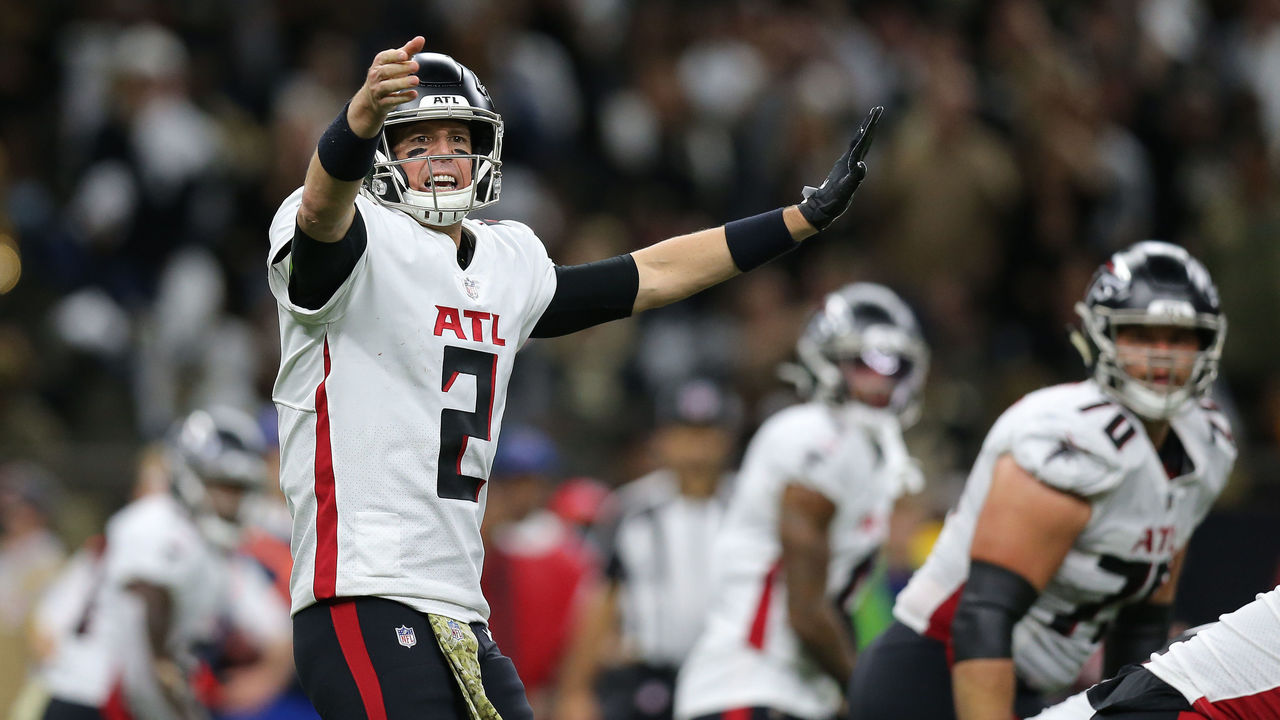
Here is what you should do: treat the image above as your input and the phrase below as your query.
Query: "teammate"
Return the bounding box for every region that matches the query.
[1029,585,1280,719]
[672,283,930,720]
[268,35,883,720]
[36,408,291,720]
[846,241,1237,720]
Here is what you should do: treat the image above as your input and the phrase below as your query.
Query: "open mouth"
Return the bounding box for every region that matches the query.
[429,174,458,192]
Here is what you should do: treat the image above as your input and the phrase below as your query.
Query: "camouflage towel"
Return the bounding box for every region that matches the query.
[427,614,502,720]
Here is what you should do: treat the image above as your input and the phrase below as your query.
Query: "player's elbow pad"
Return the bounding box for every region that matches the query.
[951,560,1039,662]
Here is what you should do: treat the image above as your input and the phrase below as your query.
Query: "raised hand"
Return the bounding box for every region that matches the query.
[349,36,426,137]
[798,106,884,231]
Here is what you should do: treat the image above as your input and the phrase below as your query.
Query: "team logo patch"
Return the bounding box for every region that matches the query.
[395,625,417,648]
[463,277,480,300]
[446,618,466,647]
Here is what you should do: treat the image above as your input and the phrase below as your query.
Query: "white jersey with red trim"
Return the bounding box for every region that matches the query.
[894,381,1235,693]
[268,189,557,621]
[1030,587,1280,720]
[39,495,288,715]
[1148,586,1280,718]
[674,402,919,720]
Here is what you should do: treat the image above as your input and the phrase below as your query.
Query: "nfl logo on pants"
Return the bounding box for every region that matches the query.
[396,625,417,648]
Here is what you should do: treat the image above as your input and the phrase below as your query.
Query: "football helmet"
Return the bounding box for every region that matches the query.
[1073,241,1226,420]
[789,283,930,425]
[362,52,503,227]
[167,407,268,550]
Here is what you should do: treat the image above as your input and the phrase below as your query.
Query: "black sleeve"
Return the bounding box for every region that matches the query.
[287,209,368,310]
[951,560,1039,662]
[530,254,639,338]
[1103,602,1173,677]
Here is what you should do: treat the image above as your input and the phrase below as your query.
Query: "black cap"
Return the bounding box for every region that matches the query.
[654,378,743,429]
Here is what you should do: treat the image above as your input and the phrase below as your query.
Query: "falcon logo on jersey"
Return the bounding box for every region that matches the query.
[434,305,507,346]
[396,625,417,648]
[1045,436,1093,464]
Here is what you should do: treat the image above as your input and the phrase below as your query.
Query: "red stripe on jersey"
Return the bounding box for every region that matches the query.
[101,679,134,720]
[748,560,783,649]
[313,335,338,599]
[722,709,753,720]
[330,602,389,720]
[924,584,965,665]
[1193,686,1280,720]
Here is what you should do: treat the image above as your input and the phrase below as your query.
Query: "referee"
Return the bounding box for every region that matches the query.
[555,379,740,720]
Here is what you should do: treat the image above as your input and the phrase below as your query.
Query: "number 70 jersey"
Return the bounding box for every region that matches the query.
[893,382,1236,693]
[267,189,557,622]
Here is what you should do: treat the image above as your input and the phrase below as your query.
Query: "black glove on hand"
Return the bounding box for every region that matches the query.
[798,105,883,231]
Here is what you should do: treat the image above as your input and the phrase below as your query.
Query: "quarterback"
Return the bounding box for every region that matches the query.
[268,36,882,720]
[673,283,929,720]
[847,241,1236,720]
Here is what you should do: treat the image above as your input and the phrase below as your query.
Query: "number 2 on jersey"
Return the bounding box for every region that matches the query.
[438,346,497,501]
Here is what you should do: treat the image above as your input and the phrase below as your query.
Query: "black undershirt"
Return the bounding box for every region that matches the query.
[286,218,639,334]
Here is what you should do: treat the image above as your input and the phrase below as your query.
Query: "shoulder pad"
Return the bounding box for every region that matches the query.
[1003,391,1128,497]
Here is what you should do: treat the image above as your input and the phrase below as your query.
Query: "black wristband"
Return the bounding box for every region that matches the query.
[317,102,379,182]
[724,208,797,272]
[952,560,1040,662]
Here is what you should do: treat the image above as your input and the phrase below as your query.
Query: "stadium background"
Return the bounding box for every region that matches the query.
[1,0,1278,714]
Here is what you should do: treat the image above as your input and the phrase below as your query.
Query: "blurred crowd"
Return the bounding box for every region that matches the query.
[2,0,1280,717]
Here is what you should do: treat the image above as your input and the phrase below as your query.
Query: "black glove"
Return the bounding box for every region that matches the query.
[798,105,883,231]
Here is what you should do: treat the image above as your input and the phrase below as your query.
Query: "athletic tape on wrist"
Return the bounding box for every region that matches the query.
[317,102,379,182]
[724,208,796,272]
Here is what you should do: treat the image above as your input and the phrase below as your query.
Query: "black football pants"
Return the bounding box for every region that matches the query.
[293,597,533,720]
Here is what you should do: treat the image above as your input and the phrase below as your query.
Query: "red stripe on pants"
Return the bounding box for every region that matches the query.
[313,335,338,599]
[330,602,388,720]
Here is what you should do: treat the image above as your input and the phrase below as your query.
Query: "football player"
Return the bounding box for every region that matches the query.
[1029,585,1280,719]
[672,283,929,720]
[36,408,291,720]
[268,36,883,720]
[846,241,1236,720]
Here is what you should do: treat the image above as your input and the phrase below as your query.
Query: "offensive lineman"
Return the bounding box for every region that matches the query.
[36,408,290,720]
[1029,585,1280,719]
[673,283,929,720]
[847,241,1237,720]
[269,36,883,720]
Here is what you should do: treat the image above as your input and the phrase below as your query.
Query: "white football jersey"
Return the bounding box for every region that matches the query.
[675,402,918,720]
[1030,586,1280,719]
[1148,586,1280,716]
[894,382,1235,693]
[40,495,288,715]
[268,189,557,621]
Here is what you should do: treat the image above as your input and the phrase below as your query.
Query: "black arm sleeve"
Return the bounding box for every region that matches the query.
[951,560,1040,662]
[530,254,639,338]
[287,209,368,310]
[1103,602,1173,677]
